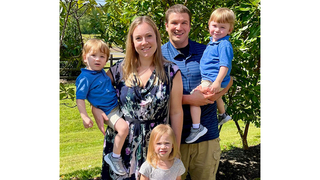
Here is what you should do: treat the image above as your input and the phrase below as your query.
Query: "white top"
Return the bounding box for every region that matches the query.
[139,158,185,180]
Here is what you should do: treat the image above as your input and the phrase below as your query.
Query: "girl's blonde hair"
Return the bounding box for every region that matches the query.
[209,7,235,31]
[122,16,169,87]
[146,124,180,168]
[82,38,110,65]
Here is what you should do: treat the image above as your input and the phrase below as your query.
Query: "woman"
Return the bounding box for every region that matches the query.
[92,16,183,179]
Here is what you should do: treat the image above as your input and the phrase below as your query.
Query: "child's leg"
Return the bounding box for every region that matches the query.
[217,95,232,125]
[216,97,225,114]
[113,118,129,155]
[190,105,201,125]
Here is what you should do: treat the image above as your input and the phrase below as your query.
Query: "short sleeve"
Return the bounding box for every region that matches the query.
[218,40,233,69]
[75,74,89,99]
[139,161,152,178]
[176,158,186,176]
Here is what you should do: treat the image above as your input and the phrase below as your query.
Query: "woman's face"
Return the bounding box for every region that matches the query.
[132,22,157,61]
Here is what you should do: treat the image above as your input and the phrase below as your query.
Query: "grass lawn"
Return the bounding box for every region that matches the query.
[60,83,260,179]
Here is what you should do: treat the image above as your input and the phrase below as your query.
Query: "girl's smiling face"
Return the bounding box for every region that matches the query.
[154,133,173,160]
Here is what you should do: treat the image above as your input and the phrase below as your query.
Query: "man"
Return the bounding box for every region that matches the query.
[161,4,233,180]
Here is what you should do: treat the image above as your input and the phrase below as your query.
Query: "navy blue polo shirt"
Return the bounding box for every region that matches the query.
[162,39,220,144]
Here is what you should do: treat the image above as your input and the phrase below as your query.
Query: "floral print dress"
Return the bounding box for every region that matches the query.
[101,60,180,180]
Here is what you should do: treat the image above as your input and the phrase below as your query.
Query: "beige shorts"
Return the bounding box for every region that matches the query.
[190,80,224,94]
[105,105,123,130]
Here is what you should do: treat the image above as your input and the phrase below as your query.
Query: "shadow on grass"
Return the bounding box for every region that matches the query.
[60,166,101,180]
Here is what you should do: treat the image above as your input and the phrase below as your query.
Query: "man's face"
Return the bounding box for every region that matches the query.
[165,12,190,48]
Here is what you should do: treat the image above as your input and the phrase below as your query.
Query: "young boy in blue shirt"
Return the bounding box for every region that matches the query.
[186,8,235,143]
[76,39,128,175]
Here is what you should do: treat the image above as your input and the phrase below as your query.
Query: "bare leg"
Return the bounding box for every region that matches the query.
[113,118,129,155]
[216,97,225,114]
[190,105,201,124]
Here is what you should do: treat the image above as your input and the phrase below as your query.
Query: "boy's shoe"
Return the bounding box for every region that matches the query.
[104,153,127,175]
[218,113,232,126]
[185,124,208,143]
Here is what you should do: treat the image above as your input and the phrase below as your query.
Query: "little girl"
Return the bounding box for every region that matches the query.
[139,124,185,180]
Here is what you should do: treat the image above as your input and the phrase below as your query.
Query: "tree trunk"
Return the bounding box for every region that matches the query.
[234,121,250,150]
[60,0,74,47]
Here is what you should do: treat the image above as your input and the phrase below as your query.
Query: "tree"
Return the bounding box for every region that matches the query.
[59,0,261,149]
[225,0,261,150]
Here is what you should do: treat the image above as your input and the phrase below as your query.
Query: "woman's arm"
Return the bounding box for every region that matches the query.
[169,71,183,149]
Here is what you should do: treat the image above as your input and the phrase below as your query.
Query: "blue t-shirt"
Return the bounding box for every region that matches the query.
[76,68,118,115]
[200,35,233,88]
[162,39,219,143]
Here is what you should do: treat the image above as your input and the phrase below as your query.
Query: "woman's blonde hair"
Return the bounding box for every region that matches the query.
[82,38,110,65]
[146,124,180,168]
[122,16,169,87]
[209,7,235,31]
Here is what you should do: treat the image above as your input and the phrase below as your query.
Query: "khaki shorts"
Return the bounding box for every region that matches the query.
[180,138,221,180]
[105,105,123,130]
[190,80,224,94]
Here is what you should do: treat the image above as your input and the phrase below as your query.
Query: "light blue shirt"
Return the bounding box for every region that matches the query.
[200,35,233,88]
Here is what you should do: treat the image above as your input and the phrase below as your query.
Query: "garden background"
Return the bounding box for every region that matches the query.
[60,0,260,179]
[2,0,320,180]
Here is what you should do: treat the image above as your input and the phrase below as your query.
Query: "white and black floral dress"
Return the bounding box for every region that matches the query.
[101,60,180,180]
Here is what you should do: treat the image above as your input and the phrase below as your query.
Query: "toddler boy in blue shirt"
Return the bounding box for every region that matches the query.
[186,8,235,143]
[76,39,128,175]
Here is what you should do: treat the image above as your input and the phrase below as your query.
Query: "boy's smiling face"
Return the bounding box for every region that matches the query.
[209,20,233,42]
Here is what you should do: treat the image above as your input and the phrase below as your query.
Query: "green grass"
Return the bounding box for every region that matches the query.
[60,83,260,179]
[219,120,260,152]
[60,83,105,179]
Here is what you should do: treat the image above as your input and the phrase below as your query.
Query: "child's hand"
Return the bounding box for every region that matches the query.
[82,116,94,128]
[195,85,210,94]
[210,81,221,94]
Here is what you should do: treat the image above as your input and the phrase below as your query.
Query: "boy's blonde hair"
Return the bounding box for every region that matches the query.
[146,124,180,168]
[82,38,110,65]
[209,7,235,31]
[123,16,169,87]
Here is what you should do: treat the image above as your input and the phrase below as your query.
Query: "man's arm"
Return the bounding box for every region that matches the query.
[182,76,233,106]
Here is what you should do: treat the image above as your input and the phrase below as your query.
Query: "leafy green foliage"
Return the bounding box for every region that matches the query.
[227,0,260,126]
[59,0,261,149]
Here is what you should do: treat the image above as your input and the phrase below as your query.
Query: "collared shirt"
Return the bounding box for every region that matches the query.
[162,39,219,143]
[162,39,206,94]
[76,68,118,115]
[200,35,233,88]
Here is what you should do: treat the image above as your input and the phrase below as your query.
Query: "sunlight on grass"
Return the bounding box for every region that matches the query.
[219,120,260,151]
[60,87,105,177]
[60,83,260,179]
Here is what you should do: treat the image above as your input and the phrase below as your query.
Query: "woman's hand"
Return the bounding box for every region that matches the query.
[91,106,109,125]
